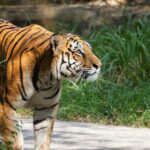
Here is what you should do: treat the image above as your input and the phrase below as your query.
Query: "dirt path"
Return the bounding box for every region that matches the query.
[23,119,150,150]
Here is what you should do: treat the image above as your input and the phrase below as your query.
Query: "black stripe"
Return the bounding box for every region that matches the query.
[7,27,33,81]
[65,52,72,66]
[33,33,56,52]
[19,29,42,48]
[0,26,17,34]
[13,29,43,58]
[66,66,74,73]
[2,31,16,50]
[33,118,46,125]
[0,99,4,104]
[35,102,58,111]
[43,87,60,99]
[0,24,12,29]
[11,27,32,56]
[1,30,16,59]
[5,98,16,110]
[73,39,77,42]
[33,116,54,125]
[55,57,59,79]
[0,86,4,104]
[68,47,72,51]
[73,55,78,61]
[3,30,17,52]
[61,72,68,77]
[59,52,66,73]
[30,37,51,51]
[6,26,33,61]
[27,32,46,45]
[32,33,58,52]
[32,60,40,91]
[1,30,15,47]
[60,52,74,75]
[0,25,17,33]
[19,51,28,98]
[62,52,66,64]
[18,85,28,101]
[6,28,28,59]
[15,33,47,57]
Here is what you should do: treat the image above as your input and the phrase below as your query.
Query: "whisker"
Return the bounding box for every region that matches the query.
[75,71,82,83]
[74,71,83,83]
[78,71,85,84]
[81,67,93,71]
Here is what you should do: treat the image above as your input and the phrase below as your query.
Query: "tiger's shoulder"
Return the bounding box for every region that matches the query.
[0,19,54,63]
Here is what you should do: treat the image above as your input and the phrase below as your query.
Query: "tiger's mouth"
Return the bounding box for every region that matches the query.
[82,68,100,81]
[73,68,100,82]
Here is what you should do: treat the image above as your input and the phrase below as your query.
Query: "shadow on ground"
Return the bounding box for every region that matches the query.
[23,119,150,150]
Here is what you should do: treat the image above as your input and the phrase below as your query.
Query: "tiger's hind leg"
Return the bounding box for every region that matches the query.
[0,103,24,150]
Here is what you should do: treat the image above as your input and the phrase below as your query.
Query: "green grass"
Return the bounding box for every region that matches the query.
[58,80,150,127]
[56,19,150,127]
[18,18,150,127]
[90,20,150,85]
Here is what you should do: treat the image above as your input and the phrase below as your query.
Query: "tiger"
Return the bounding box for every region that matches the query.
[0,19,101,150]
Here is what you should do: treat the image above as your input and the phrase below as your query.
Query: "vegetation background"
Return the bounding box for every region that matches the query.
[0,0,150,127]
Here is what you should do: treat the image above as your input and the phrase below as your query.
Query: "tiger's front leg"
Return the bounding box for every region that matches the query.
[33,103,59,150]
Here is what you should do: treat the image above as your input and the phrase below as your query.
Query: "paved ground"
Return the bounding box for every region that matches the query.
[23,119,150,150]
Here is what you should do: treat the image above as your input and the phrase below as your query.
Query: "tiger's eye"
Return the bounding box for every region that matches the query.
[76,49,84,56]
[76,49,81,54]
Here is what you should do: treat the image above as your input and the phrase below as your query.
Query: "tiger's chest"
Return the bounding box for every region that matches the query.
[26,80,62,109]
[6,69,61,109]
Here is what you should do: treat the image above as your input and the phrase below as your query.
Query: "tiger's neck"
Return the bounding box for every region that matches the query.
[32,47,61,91]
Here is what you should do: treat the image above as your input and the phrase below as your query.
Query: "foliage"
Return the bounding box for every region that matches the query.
[56,18,150,127]
[90,19,150,86]
[58,80,150,127]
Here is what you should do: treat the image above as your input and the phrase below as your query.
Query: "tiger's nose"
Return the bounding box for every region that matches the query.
[92,61,102,69]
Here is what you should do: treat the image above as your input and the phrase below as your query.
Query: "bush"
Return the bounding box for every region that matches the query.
[57,19,150,127]
[90,19,150,85]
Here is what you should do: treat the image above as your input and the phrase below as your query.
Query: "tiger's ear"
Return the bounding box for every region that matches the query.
[50,34,64,51]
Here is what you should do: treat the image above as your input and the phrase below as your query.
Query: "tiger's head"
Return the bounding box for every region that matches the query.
[51,34,101,81]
